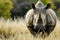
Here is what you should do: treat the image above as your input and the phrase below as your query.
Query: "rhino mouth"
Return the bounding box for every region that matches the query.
[34,24,46,31]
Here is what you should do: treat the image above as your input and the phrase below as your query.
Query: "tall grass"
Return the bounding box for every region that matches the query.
[0,18,60,40]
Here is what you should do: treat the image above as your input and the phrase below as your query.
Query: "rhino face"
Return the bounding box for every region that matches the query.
[31,3,51,29]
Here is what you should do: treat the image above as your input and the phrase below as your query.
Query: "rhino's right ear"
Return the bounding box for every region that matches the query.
[31,3,35,9]
[45,3,51,9]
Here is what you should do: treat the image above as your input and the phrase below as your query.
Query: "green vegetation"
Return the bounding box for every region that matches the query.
[57,9,60,17]
[0,0,13,19]
[0,0,60,19]
[27,0,38,3]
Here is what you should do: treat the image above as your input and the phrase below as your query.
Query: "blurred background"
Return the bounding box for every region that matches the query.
[0,0,60,20]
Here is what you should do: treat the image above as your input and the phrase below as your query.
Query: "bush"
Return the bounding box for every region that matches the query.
[27,0,38,3]
[0,0,13,19]
[56,9,60,17]
[10,0,31,20]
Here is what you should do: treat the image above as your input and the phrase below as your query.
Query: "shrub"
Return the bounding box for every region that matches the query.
[0,0,13,19]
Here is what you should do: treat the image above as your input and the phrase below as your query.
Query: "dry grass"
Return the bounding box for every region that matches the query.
[0,18,59,40]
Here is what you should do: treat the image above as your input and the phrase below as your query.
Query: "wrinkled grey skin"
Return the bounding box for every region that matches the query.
[25,0,57,37]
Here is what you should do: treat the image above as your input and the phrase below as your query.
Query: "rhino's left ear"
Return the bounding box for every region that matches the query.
[31,3,36,9]
[45,3,51,9]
